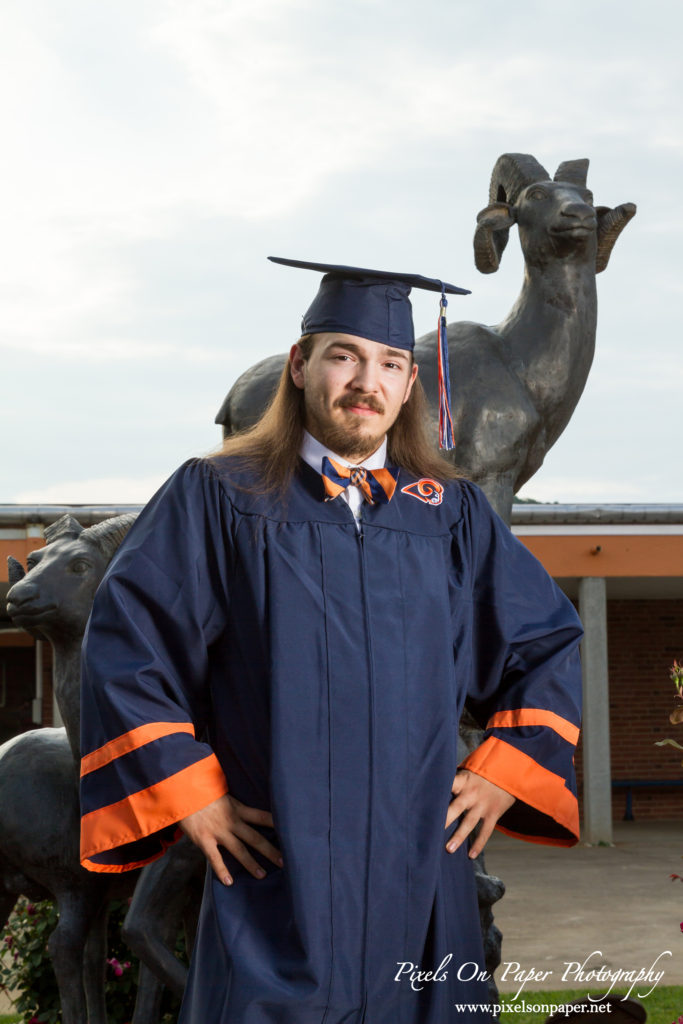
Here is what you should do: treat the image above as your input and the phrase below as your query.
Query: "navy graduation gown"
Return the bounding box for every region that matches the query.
[80,456,583,1023]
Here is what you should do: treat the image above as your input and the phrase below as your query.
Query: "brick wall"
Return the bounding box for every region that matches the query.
[575,599,683,821]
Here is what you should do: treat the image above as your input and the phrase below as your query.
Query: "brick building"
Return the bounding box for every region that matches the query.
[513,503,683,839]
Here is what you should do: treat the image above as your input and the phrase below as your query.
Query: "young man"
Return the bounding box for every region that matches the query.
[80,260,583,1024]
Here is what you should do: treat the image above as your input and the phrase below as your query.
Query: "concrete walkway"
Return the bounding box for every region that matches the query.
[484,821,683,1001]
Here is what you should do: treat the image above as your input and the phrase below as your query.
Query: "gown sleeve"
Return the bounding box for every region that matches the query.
[79,458,231,872]
[455,482,583,847]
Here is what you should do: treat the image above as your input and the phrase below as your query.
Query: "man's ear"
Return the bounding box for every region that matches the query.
[403,361,418,404]
[290,343,306,390]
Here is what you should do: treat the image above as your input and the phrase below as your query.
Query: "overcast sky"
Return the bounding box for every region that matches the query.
[0,0,680,504]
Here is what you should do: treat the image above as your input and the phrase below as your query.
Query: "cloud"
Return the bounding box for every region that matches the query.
[516,474,679,505]
[588,352,683,395]
[0,1,679,503]
[0,2,672,353]
[516,477,651,505]
[2,2,677,236]
[0,332,244,363]
[11,475,163,505]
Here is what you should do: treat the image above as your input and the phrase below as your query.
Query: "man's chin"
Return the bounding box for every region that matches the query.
[311,422,386,461]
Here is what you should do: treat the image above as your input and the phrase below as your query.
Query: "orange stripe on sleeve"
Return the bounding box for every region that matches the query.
[485,708,580,747]
[459,735,579,842]
[81,841,177,873]
[80,721,196,778]
[80,752,229,864]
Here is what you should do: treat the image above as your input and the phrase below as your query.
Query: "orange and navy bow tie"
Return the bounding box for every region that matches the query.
[321,456,399,505]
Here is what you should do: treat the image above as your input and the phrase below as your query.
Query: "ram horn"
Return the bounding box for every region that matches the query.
[7,556,25,585]
[488,153,550,206]
[45,514,85,545]
[82,513,138,564]
[474,154,548,273]
[595,203,637,273]
[553,159,589,187]
[473,221,503,275]
[473,204,517,274]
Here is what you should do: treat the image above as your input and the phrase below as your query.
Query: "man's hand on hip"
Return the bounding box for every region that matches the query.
[179,794,283,886]
[444,769,516,859]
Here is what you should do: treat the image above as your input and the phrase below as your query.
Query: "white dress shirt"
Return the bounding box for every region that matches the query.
[299,429,387,530]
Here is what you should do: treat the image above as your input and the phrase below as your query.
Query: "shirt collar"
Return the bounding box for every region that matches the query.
[300,429,387,476]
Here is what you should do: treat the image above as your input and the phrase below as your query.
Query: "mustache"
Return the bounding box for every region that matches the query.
[335,394,384,414]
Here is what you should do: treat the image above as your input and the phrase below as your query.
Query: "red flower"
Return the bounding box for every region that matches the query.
[107,956,124,977]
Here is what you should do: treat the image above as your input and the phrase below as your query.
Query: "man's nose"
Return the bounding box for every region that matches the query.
[351,360,379,391]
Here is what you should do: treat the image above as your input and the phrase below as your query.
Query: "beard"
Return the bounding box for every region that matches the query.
[311,420,386,460]
[304,393,389,461]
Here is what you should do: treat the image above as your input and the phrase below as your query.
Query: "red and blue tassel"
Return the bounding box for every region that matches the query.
[437,288,454,450]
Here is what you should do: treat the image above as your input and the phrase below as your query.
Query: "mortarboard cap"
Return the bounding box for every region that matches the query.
[268,256,471,450]
[268,256,469,354]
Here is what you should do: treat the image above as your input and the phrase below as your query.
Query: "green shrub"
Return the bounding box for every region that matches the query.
[0,900,60,1024]
[0,897,183,1023]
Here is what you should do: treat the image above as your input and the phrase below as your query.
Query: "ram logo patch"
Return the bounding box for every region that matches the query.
[401,479,444,506]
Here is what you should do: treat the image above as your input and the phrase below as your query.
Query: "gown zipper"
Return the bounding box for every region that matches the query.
[356,511,374,1024]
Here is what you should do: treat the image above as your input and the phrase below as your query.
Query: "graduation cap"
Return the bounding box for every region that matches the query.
[268,257,471,450]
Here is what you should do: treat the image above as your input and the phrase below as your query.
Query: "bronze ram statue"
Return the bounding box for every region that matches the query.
[7,513,135,765]
[3,514,171,1024]
[216,153,636,522]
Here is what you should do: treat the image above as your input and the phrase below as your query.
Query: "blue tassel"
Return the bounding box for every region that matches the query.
[437,289,454,450]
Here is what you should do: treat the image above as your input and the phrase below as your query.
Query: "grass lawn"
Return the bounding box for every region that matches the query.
[498,985,683,1023]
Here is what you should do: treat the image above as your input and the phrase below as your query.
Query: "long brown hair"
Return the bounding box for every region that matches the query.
[210,335,462,494]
